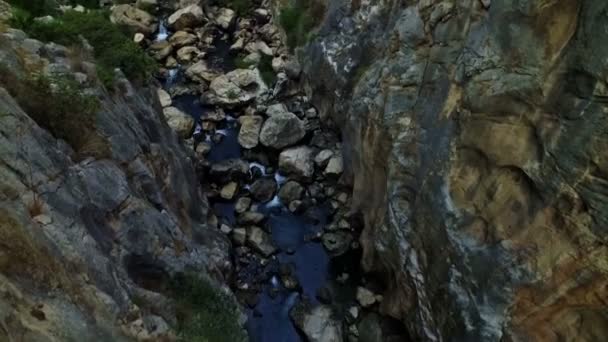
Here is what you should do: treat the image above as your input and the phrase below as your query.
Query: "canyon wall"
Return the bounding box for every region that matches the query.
[0,28,231,340]
[299,0,608,340]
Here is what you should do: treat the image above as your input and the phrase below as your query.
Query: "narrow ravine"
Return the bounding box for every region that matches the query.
[144,2,405,340]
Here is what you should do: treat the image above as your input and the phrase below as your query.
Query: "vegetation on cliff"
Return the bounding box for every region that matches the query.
[279,0,325,50]
[8,0,155,86]
[170,274,246,342]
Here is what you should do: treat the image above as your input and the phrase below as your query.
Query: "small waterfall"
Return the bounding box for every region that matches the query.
[265,195,282,209]
[249,162,267,175]
[274,172,287,186]
[165,68,179,87]
[216,129,229,136]
[155,21,169,41]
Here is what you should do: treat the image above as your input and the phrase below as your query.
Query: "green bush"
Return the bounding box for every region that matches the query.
[7,0,57,17]
[14,10,155,86]
[279,0,325,50]
[258,54,276,85]
[170,274,246,342]
[225,0,250,16]
[0,65,100,152]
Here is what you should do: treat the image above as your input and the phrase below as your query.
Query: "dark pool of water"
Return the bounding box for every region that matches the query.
[207,35,236,72]
[206,119,241,162]
[172,94,206,121]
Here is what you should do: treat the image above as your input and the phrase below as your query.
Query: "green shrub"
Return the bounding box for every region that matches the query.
[170,274,246,342]
[233,55,254,69]
[279,0,326,50]
[7,0,57,17]
[225,0,250,16]
[8,7,32,30]
[15,10,155,86]
[258,54,276,85]
[0,65,101,152]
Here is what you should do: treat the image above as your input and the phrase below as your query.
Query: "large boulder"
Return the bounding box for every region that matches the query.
[250,178,277,203]
[278,181,304,203]
[185,60,219,83]
[247,226,276,257]
[168,31,198,47]
[259,112,306,149]
[290,302,343,342]
[167,5,204,30]
[209,159,250,183]
[203,69,268,107]
[278,146,314,180]
[162,106,194,138]
[238,115,264,149]
[321,231,353,257]
[214,8,236,30]
[110,5,157,36]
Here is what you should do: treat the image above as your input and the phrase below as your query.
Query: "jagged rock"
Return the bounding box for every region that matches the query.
[209,159,249,183]
[356,287,377,308]
[278,181,304,203]
[250,178,277,203]
[271,55,301,79]
[242,52,261,65]
[167,4,204,30]
[220,182,238,200]
[232,228,247,245]
[215,8,236,30]
[110,4,157,35]
[315,149,334,167]
[157,88,172,107]
[203,69,268,106]
[176,46,201,63]
[265,103,289,116]
[136,0,158,12]
[169,31,198,47]
[149,41,173,60]
[324,154,344,176]
[290,302,343,342]
[238,115,264,149]
[278,146,314,180]
[259,112,306,149]
[230,37,245,51]
[321,231,353,256]
[247,227,276,256]
[237,211,265,225]
[185,60,219,83]
[195,142,211,157]
[255,41,274,56]
[235,197,252,213]
[162,106,194,138]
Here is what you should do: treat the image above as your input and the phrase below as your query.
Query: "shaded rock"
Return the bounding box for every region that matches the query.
[315,149,334,167]
[203,69,268,106]
[195,142,211,157]
[185,60,218,83]
[149,40,173,60]
[110,4,157,36]
[316,285,333,304]
[278,181,304,203]
[356,287,377,308]
[238,115,264,149]
[220,182,238,200]
[290,302,343,342]
[250,178,277,203]
[157,88,171,107]
[237,211,265,225]
[278,146,314,180]
[324,154,344,176]
[162,106,194,138]
[322,231,353,257]
[209,159,249,183]
[168,4,204,30]
[235,197,252,213]
[169,31,197,47]
[232,228,247,245]
[259,112,306,149]
[176,46,201,63]
[215,8,236,30]
[265,103,289,116]
[247,226,276,256]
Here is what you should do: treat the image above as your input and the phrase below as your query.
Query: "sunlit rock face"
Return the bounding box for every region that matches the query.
[298,0,608,340]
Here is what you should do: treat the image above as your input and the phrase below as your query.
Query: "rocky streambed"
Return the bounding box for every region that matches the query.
[117,0,409,340]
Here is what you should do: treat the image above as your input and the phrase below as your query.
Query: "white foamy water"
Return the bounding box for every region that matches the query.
[166,68,179,87]
[274,172,287,186]
[155,21,169,41]
[270,275,279,288]
[215,129,228,136]
[265,195,282,208]
[225,115,236,122]
[249,162,267,175]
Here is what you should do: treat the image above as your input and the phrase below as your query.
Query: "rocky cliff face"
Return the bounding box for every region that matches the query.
[0,29,231,341]
[298,0,608,340]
